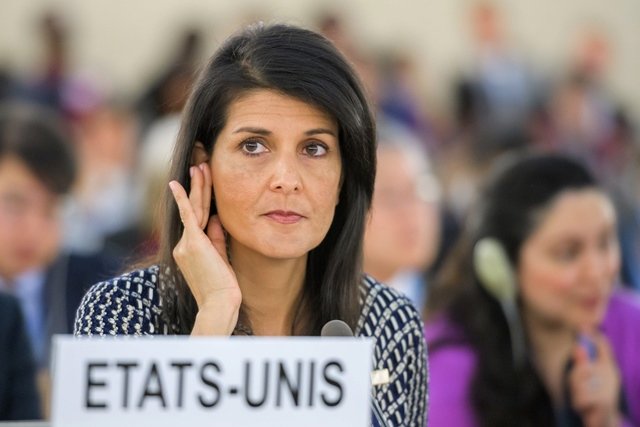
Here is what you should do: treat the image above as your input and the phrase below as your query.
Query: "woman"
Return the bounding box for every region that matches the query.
[75,23,427,426]
[425,153,640,426]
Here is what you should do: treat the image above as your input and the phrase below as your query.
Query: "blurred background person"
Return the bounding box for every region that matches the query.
[103,105,180,263]
[546,26,640,291]
[17,12,71,114]
[425,153,640,426]
[442,1,541,235]
[15,10,106,127]
[549,27,621,174]
[135,27,203,134]
[453,1,543,146]
[363,123,441,313]
[0,292,41,421]
[377,50,443,152]
[61,98,139,255]
[0,103,116,416]
[105,32,200,263]
[315,10,380,105]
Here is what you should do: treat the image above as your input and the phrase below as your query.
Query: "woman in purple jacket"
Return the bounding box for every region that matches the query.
[425,153,640,427]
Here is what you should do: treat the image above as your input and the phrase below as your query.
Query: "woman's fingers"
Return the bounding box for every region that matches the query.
[207,215,229,264]
[570,362,598,412]
[169,180,200,230]
[170,177,225,264]
[178,163,212,229]
[201,163,212,228]
[569,333,621,425]
[188,165,205,228]
[573,343,590,365]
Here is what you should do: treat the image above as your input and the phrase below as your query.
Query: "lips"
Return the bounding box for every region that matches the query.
[580,295,604,311]
[264,210,305,224]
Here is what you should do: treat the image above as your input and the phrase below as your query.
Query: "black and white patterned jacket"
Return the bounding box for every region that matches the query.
[74,266,428,426]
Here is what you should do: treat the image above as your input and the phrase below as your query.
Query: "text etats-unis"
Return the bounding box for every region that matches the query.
[51,336,373,427]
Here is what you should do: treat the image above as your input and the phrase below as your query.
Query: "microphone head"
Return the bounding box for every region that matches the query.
[320,320,354,337]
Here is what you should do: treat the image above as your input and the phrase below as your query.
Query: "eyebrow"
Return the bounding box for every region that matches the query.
[232,127,337,137]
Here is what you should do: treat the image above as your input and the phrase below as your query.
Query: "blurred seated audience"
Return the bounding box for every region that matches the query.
[425,153,640,426]
[0,292,40,421]
[363,123,441,312]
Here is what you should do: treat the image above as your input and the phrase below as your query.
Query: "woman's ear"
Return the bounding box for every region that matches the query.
[191,142,209,166]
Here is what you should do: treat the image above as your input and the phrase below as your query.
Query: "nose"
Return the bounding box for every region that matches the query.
[581,247,612,290]
[269,153,302,194]
[22,209,53,236]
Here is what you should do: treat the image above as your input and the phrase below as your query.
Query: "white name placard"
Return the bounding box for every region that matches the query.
[51,336,373,427]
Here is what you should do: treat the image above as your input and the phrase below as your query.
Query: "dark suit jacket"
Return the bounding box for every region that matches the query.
[0,293,41,420]
[42,252,119,366]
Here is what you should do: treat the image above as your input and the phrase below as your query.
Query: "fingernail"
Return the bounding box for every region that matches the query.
[168,181,176,192]
[189,166,195,177]
[199,163,206,171]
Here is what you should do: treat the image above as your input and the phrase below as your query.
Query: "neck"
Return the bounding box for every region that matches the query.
[523,307,575,406]
[0,274,15,286]
[0,269,26,286]
[231,246,307,336]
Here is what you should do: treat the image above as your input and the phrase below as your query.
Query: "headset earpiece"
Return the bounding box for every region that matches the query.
[473,237,526,368]
[473,237,517,301]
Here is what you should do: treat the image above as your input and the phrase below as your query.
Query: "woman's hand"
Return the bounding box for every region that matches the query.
[169,163,242,336]
[568,332,622,427]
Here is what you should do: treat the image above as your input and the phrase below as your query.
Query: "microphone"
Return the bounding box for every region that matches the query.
[578,334,597,361]
[320,320,390,427]
[320,319,354,337]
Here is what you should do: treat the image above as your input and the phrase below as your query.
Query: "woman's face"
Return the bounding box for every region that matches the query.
[209,89,342,261]
[518,189,620,330]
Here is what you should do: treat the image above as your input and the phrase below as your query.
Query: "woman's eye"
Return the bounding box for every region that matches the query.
[304,142,328,157]
[241,140,267,155]
[555,246,579,262]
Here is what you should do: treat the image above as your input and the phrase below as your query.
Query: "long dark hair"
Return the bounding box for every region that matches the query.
[156,23,376,335]
[427,153,599,426]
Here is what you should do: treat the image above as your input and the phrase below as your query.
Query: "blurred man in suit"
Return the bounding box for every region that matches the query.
[0,103,116,416]
[0,292,40,420]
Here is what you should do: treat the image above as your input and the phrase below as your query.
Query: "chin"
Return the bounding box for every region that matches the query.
[256,242,316,260]
[573,313,604,330]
